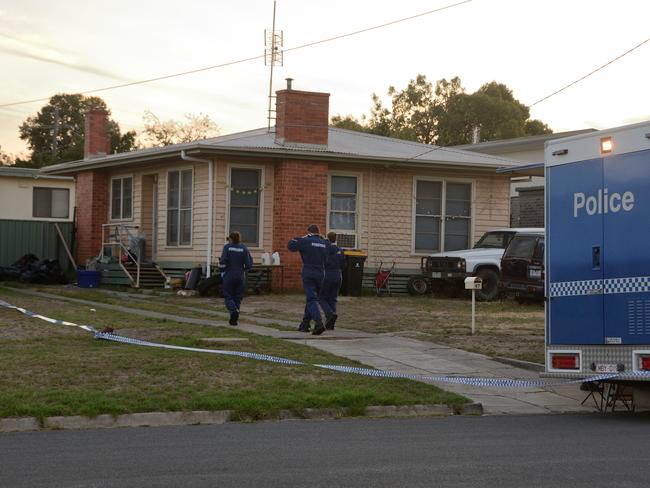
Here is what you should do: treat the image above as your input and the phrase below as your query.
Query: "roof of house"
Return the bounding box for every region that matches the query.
[0,166,73,180]
[453,128,598,155]
[41,127,522,175]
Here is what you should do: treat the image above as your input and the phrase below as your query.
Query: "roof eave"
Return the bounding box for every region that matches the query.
[42,144,514,176]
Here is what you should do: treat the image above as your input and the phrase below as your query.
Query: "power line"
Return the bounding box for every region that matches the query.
[0,0,471,110]
[530,36,650,107]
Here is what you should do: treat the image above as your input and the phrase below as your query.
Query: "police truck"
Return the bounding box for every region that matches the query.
[544,121,650,408]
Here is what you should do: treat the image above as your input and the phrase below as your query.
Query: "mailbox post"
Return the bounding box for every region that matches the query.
[464,277,482,335]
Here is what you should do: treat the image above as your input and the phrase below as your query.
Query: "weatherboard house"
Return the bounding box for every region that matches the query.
[42,81,517,289]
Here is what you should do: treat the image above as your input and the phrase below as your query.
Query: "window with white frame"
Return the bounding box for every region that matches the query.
[229,167,261,246]
[33,187,69,219]
[414,179,472,253]
[111,176,133,220]
[167,169,193,246]
[329,175,358,248]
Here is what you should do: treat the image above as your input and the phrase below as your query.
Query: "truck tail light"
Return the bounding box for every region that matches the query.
[551,353,580,370]
[638,355,650,371]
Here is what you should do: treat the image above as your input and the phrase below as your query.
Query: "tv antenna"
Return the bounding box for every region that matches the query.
[264,0,283,130]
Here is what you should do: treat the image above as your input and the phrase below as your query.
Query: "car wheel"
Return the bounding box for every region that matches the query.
[476,269,499,301]
[407,275,431,296]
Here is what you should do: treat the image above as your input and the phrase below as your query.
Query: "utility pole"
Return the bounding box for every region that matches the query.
[264,0,283,130]
[39,107,72,162]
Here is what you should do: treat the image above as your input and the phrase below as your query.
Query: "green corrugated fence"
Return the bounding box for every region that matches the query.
[0,220,74,270]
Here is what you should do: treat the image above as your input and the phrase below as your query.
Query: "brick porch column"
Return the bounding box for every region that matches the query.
[272,160,328,290]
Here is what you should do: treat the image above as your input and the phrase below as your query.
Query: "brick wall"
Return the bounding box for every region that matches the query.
[75,170,109,264]
[272,159,328,289]
[275,89,330,146]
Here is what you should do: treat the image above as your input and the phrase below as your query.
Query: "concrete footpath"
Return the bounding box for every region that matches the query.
[6,288,593,416]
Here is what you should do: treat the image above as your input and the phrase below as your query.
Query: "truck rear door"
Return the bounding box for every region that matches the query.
[547,157,604,344]
[603,148,650,344]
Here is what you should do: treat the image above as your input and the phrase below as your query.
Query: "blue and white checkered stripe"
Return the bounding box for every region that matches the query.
[549,279,603,297]
[5,298,650,388]
[604,276,650,295]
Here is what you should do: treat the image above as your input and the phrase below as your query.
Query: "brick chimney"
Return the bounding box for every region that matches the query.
[76,108,110,265]
[275,78,330,146]
[84,108,110,159]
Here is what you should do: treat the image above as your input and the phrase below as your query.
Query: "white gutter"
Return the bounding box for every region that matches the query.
[180,150,214,278]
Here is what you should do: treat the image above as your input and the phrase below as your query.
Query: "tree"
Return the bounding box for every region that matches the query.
[140,110,221,147]
[0,146,14,166]
[18,93,137,167]
[331,75,552,146]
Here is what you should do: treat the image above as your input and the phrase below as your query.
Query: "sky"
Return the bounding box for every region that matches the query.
[0,0,649,157]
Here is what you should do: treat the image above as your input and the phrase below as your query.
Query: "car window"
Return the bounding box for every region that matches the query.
[533,240,545,260]
[474,232,514,249]
[504,236,537,258]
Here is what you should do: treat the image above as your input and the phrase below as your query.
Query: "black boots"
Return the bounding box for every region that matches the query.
[312,322,326,336]
[229,311,239,326]
[298,322,311,333]
[325,313,337,330]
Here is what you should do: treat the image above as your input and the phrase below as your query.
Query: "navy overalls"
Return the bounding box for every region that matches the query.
[219,242,253,316]
[288,234,329,325]
[319,244,345,317]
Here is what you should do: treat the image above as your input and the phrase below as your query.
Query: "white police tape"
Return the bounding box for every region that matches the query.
[2,298,649,388]
[95,331,304,365]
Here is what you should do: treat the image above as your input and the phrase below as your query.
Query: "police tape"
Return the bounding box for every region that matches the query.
[2,298,649,388]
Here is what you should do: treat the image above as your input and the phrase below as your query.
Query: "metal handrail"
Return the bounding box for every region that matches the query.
[101,224,141,288]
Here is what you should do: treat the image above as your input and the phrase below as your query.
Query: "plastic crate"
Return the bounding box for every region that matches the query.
[77,270,101,288]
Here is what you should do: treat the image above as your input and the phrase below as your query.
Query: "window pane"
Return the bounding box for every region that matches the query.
[446,182,471,217]
[415,233,439,253]
[331,195,356,212]
[167,209,178,246]
[331,176,356,194]
[416,180,441,199]
[180,209,192,245]
[231,189,259,207]
[230,207,258,227]
[236,225,258,245]
[167,171,179,209]
[231,168,259,188]
[415,215,439,233]
[415,216,440,252]
[51,189,69,218]
[122,178,132,219]
[180,170,192,208]
[416,180,441,215]
[111,180,122,219]
[504,236,537,258]
[330,212,355,230]
[33,188,51,218]
[416,197,441,215]
[444,218,470,251]
[534,241,545,260]
[229,168,260,245]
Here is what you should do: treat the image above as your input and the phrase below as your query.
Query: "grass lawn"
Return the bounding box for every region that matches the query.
[242,293,545,363]
[0,287,467,421]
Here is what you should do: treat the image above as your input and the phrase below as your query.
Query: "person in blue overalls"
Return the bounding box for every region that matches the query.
[319,232,346,330]
[288,224,330,335]
[220,231,253,326]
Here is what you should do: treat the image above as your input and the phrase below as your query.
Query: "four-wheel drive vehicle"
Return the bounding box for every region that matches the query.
[419,228,543,301]
[498,231,545,302]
